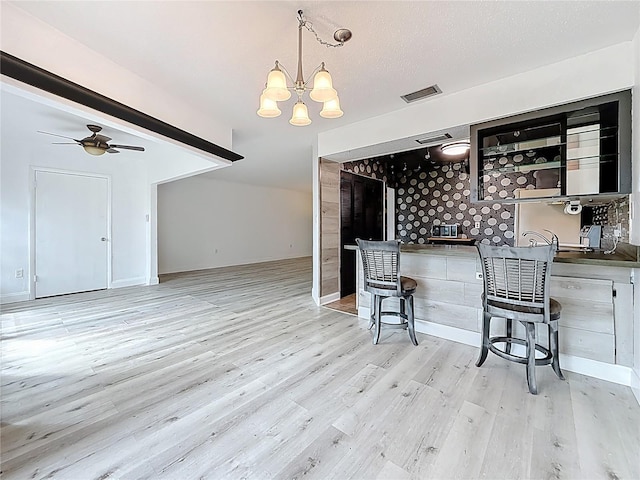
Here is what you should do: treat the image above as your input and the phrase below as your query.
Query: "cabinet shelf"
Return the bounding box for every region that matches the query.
[470,90,631,203]
[479,125,618,159]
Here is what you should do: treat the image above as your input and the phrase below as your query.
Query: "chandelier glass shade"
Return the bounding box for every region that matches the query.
[290,101,312,126]
[320,96,343,118]
[263,65,291,102]
[257,90,282,118]
[257,10,350,126]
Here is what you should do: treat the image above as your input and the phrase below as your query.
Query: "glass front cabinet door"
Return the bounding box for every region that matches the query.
[470,90,632,203]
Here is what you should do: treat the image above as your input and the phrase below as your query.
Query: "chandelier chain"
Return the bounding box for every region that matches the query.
[300,17,345,48]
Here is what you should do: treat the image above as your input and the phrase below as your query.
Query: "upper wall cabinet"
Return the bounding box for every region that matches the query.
[470,90,632,203]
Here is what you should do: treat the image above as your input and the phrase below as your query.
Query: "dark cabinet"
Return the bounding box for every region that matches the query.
[340,172,383,297]
[470,90,631,203]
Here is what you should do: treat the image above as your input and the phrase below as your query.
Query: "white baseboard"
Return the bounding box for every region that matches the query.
[146,276,159,286]
[320,292,341,305]
[111,277,146,288]
[560,355,634,387]
[358,306,634,388]
[0,291,31,304]
[415,319,480,347]
[630,368,640,406]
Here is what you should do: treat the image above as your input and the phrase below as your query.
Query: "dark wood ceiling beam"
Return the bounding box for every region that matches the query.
[0,51,243,162]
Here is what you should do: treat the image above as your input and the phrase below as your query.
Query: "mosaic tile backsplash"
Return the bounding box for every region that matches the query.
[343,158,523,245]
[341,157,628,247]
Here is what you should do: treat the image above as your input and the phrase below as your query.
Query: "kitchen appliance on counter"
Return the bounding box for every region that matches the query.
[431,224,458,238]
[580,225,602,249]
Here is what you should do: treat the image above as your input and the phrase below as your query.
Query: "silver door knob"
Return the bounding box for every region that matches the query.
[101,237,108,242]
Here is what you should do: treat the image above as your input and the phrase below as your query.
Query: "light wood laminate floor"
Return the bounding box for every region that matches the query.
[1,257,638,480]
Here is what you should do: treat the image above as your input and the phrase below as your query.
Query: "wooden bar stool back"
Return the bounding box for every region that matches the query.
[356,239,418,346]
[476,243,564,394]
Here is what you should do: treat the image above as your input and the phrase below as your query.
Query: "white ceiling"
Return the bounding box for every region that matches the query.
[4,1,640,193]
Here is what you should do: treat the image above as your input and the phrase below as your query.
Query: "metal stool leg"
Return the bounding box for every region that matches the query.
[372,295,383,345]
[368,297,375,330]
[549,320,564,380]
[476,311,491,367]
[505,319,513,354]
[406,295,418,346]
[525,322,538,395]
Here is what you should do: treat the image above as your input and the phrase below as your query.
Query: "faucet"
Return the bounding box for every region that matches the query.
[522,230,558,250]
[543,229,559,250]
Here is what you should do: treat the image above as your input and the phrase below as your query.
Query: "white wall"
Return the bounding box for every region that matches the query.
[0,125,148,302]
[319,42,635,158]
[157,176,312,274]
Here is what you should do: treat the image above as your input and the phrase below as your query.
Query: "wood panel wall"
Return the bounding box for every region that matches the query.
[320,158,340,299]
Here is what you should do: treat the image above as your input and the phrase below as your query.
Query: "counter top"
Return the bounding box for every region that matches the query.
[346,243,640,268]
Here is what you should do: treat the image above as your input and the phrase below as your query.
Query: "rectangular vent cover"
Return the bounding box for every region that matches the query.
[415,133,451,145]
[401,84,442,103]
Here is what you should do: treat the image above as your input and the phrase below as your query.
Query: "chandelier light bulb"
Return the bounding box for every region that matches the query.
[320,96,343,118]
[264,63,291,102]
[257,90,282,118]
[310,66,337,103]
[289,100,312,126]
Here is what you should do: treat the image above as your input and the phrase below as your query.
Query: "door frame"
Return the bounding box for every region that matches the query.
[29,167,113,300]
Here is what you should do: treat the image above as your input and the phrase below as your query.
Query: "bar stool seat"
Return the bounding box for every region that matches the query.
[356,239,418,346]
[476,243,564,394]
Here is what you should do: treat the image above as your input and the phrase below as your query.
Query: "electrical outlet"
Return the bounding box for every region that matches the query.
[475,221,481,229]
[15,269,23,279]
[614,226,622,238]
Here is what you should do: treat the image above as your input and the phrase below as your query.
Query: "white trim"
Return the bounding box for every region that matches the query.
[0,292,30,304]
[359,306,635,387]
[147,276,160,286]
[320,292,341,305]
[30,167,112,298]
[111,277,146,289]
[560,355,634,387]
[631,369,640,406]
[415,319,480,347]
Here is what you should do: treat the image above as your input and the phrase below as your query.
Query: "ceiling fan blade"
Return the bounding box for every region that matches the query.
[51,142,79,145]
[106,148,120,154]
[94,134,112,143]
[110,144,145,152]
[37,131,80,141]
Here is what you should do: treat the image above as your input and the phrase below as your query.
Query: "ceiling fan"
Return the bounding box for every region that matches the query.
[38,124,145,156]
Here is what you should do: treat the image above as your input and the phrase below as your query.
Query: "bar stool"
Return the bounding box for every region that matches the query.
[356,239,418,346]
[476,243,564,394]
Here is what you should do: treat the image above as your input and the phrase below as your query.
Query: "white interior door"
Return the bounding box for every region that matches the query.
[35,170,109,298]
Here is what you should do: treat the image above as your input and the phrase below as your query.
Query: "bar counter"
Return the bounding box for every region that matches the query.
[347,242,636,384]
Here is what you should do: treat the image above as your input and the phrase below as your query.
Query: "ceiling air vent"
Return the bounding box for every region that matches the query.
[401,84,442,103]
[415,133,451,145]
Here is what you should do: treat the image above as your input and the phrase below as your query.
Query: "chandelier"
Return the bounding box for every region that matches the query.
[257,10,352,126]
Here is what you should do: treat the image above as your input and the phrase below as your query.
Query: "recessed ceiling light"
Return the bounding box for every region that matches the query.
[441,141,470,156]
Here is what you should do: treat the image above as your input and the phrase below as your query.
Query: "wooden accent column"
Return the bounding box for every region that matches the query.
[319,158,340,299]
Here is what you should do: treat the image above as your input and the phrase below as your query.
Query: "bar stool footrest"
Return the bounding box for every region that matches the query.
[488,336,553,366]
[379,311,408,328]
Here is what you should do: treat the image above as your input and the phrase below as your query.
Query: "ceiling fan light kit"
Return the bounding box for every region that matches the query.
[83,145,107,156]
[257,10,351,126]
[38,124,145,156]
